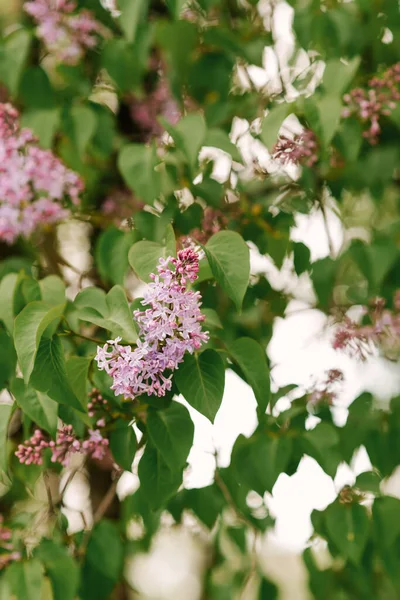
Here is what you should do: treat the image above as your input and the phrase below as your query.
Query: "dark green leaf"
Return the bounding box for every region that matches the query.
[138,443,183,510]
[6,560,44,600]
[128,225,176,282]
[38,540,80,600]
[228,337,270,413]
[147,402,194,470]
[11,378,57,437]
[110,420,137,471]
[175,350,225,422]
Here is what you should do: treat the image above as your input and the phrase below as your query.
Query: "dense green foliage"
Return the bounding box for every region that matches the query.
[1,0,400,598]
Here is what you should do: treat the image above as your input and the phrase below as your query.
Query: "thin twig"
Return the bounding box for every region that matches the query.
[319,199,335,258]
[43,471,55,515]
[214,469,256,531]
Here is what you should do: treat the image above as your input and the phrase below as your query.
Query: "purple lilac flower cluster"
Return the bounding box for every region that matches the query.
[15,425,109,467]
[272,129,318,167]
[24,0,103,65]
[130,78,180,140]
[95,249,209,400]
[0,103,83,245]
[308,369,344,407]
[333,293,400,360]
[0,516,21,571]
[342,63,400,144]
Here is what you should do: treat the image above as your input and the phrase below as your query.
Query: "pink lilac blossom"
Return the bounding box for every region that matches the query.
[333,294,400,360]
[95,249,209,400]
[24,0,103,65]
[272,129,318,167]
[0,103,83,245]
[15,425,109,467]
[0,516,21,571]
[342,63,400,144]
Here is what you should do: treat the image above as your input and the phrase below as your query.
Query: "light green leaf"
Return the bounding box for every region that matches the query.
[110,420,137,471]
[231,433,292,495]
[20,108,59,149]
[0,273,19,334]
[323,56,360,95]
[6,559,44,600]
[39,276,66,306]
[128,225,176,282]
[204,231,250,311]
[14,302,65,383]
[138,443,183,510]
[30,336,84,412]
[0,28,31,95]
[66,356,92,409]
[76,286,137,343]
[324,501,369,564]
[11,378,57,437]
[228,337,270,413]
[118,143,161,204]
[38,540,80,600]
[317,96,342,147]
[0,404,12,484]
[204,128,242,161]
[175,350,225,422]
[70,105,98,157]
[372,496,400,548]
[202,308,223,329]
[171,113,206,170]
[96,228,137,286]
[0,326,16,391]
[147,402,194,470]
[260,104,288,150]
[118,0,149,42]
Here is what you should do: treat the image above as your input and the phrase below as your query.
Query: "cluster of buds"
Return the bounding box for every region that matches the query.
[342,63,400,144]
[15,425,109,468]
[24,0,104,65]
[101,189,145,226]
[180,207,229,246]
[272,129,319,168]
[0,516,21,571]
[308,369,344,407]
[333,293,400,360]
[88,388,110,429]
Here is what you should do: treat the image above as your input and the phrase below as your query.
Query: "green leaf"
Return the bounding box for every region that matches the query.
[228,337,270,414]
[302,423,341,478]
[110,421,137,471]
[6,559,44,600]
[66,356,92,409]
[204,231,250,311]
[138,443,183,510]
[147,402,194,470]
[202,308,223,329]
[38,540,80,600]
[324,501,369,564]
[231,433,292,495]
[128,225,176,282]
[0,326,16,391]
[76,286,137,343]
[14,302,65,383]
[169,113,206,171]
[95,228,137,286]
[11,378,57,437]
[259,576,278,599]
[118,143,161,204]
[184,484,224,529]
[311,257,337,308]
[70,105,98,157]
[322,57,360,95]
[118,0,149,42]
[372,496,400,548]
[175,350,225,422]
[0,273,19,334]
[260,104,288,151]
[30,336,85,412]
[0,28,31,95]
[39,276,66,306]
[21,108,60,149]
[293,242,311,275]
[102,39,140,92]
[204,128,242,161]
[80,521,124,600]
[317,96,342,147]
[0,403,12,484]
[355,471,381,495]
